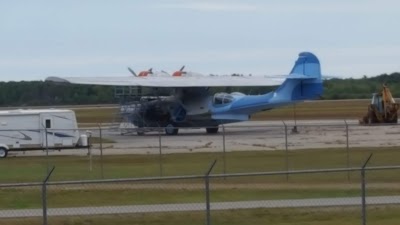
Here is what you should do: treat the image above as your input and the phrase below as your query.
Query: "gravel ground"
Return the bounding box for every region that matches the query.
[10,119,400,157]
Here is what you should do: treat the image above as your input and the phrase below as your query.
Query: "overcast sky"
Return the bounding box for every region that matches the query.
[1,0,400,81]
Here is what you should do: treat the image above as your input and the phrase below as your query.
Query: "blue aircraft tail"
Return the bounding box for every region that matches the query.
[213,52,324,119]
[275,52,323,101]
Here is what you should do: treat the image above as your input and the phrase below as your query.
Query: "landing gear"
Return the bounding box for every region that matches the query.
[137,125,145,136]
[165,124,179,135]
[206,127,219,134]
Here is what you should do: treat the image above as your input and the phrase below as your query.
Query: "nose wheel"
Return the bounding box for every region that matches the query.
[165,123,179,135]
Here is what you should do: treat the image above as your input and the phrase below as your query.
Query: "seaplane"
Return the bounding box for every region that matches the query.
[47,52,324,135]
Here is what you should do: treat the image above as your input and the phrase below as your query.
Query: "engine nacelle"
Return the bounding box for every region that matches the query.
[171,104,187,122]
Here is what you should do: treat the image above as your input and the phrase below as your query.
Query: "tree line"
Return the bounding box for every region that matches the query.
[0,72,399,106]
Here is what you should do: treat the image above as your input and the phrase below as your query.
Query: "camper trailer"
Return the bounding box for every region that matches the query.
[0,109,88,158]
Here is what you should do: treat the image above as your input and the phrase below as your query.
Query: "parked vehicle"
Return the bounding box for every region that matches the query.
[360,85,399,125]
[0,109,89,158]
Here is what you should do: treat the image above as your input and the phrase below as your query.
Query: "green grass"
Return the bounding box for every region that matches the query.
[0,147,399,211]
[2,206,400,225]
[89,136,116,144]
[1,186,399,210]
[2,147,400,183]
[74,107,117,124]
[252,100,369,120]
[0,102,395,224]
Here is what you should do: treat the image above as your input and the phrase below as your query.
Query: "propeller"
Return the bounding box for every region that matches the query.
[127,67,137,77]
[161,70,171,76]
[129,67,154,77]
[172,65,187,76]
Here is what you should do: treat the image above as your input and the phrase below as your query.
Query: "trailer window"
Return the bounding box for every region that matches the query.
[45,119,51,129]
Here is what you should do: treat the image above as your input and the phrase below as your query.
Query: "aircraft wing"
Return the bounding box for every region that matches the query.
[46,76,285,87]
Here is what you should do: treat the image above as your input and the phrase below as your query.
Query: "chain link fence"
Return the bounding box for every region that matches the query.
[2,122,400,182]
[1,121,400,225]
[0,160,400,225]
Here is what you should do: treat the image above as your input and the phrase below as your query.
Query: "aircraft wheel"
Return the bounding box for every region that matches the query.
[206,127,219,134]
[0,147,8,158]
[165,124,179,135]
[137,131,145,136]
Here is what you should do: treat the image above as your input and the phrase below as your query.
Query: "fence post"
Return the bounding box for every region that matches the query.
[361,153,373,225]
[42,166,55,225]
[222,125,226,175]
[344,120,350,181]
[205,159,217,225]
[291,104,298,134]
[98,124,104,179]
[45,128,49,175]
[282,121,289,181]
[87,131,92,172]
[158,130,163,177]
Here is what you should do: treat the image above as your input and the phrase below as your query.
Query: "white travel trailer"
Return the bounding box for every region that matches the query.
[0,109,88,158]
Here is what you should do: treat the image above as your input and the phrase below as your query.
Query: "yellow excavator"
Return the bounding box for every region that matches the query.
[360,85,399,125]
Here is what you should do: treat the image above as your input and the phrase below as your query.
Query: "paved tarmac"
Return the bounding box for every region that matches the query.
[9,119,400,157]
[0,195,399,218]
[91,119,400,154]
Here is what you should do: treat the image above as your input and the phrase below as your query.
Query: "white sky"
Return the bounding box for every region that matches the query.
[1,0,400,81]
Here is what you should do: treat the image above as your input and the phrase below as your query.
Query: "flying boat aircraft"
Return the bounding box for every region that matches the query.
[47,52,324,135]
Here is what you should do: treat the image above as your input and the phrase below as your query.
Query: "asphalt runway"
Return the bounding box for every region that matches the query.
[1,195,399,218]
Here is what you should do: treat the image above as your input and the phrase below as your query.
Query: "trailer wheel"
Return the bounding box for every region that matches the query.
[0,148,8,158]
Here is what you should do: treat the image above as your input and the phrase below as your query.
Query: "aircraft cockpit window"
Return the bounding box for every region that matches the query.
[213,93,234,105]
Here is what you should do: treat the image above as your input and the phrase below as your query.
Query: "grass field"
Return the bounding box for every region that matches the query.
[1,183,399,209]
[73,100,370,124]
[0,100,395,224]
[0,147,399,211]
[2,147,400,183]
[89,136,115,144]
[252,100,369,120]
[74,107,117,124]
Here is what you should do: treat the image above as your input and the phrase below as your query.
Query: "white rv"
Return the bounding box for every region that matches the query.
[0,109,88,158]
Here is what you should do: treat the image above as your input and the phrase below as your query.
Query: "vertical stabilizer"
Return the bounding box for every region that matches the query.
[289,52,321,79]
[275,52,323,100]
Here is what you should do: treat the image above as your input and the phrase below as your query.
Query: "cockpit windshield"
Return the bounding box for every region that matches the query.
[213,93,234,105]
